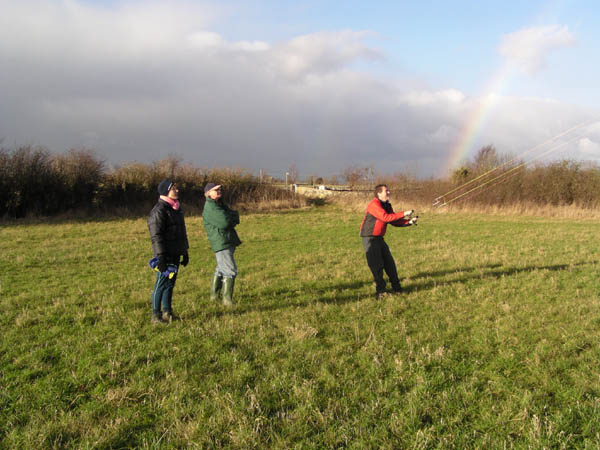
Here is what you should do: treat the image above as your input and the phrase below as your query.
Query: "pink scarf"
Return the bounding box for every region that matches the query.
[160,195,180,210]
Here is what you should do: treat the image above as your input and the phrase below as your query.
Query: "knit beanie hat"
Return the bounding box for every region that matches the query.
[158,179,174,196]
[204,182,221,193]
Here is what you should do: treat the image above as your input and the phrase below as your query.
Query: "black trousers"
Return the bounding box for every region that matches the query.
[362,236,401,293]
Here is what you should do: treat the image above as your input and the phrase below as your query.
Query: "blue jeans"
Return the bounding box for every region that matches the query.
[215,247,237,278]
[151,264,179,313]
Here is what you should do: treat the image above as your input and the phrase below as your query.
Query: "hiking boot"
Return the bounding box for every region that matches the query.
[210,274,223,302]
[374,276,386,296]
[391,284,402,294]
[222,277,235,306]
[152,313,165,324]
[162,311,179,323]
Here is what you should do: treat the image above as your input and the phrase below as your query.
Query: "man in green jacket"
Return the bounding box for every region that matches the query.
[202,183,242,306]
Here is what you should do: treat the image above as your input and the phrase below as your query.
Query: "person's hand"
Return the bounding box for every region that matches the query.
[157,254,167,273]
[408,216,418,226]
[403,210,414,218]
[181,252,189,267]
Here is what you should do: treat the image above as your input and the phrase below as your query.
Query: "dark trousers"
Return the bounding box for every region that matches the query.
[362,236,401,293]
[151,264,179,314]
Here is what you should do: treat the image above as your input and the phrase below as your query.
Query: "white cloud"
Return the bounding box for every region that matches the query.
[428,125,458,144]
[401,89,465,107]
[270,30,384,80]
[499,25,576,74]
[231,41,270,52]
[187,32,269,52]
[187,31,225,49]
[578,137,600,156]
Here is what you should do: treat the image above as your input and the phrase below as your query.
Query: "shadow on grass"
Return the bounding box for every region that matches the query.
[243,280,374,314]
[97,421,157,450]
[410,263,503,280]
[186,260,597,318]
[403,260,597,294]
[189,280,373,318]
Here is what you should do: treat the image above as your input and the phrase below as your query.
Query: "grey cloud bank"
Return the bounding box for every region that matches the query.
[1,1,598,178]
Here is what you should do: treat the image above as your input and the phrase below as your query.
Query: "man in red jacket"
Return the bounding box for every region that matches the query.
[360,184,417,297]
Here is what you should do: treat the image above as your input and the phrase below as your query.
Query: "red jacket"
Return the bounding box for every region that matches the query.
[360,197,409,237]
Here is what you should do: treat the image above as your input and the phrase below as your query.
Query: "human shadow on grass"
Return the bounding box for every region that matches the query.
[410,263,503,280]
[225,262,540,313]
[188,260,597,318]
[193,279,374,318]
[402,260,597,294]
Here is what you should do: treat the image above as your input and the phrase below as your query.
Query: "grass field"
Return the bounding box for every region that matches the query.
[2,205,600,449]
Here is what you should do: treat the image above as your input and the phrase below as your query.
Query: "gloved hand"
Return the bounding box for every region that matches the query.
[408,216,418,226]
[181,252,189,267]
[157,254,167,273]
[403,210,414,218]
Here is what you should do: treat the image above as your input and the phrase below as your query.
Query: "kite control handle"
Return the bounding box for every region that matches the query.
[403,209,418,226]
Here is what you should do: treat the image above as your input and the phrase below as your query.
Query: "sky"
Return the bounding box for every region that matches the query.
[1,0,600,178]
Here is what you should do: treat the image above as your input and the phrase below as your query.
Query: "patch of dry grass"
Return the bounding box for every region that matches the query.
[329,191,600,219]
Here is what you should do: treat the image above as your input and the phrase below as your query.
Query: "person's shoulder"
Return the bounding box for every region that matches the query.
[149,201,162,214]
[148,201,165,224]
[202,199,215,214]
[367,197,380,207]
[155,200,174,214]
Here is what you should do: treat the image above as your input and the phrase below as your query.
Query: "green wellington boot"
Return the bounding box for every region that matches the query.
[210,275,223,302]
[222,277,235,306]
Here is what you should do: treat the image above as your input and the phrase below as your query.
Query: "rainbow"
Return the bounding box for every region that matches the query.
[441,65,514,176]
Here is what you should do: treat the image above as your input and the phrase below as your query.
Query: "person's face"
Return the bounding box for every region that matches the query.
[209,187,222,200]
[167,184,179,200]
[377,186,390,202]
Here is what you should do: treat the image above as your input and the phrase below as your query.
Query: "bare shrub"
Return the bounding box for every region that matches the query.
[0,148,10,217]
[95,162,303,215]
[343,165,375,189]
[287,164,299,184]
[1,146,60,217]
[52,149,106,211]
[5,141,600,218]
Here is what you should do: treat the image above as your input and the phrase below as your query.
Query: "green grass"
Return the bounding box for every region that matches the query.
[2,206,600,448]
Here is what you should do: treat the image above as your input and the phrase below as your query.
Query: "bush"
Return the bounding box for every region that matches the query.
[0,146,61,217]
[52,149,106,211]
[3,144,600,218]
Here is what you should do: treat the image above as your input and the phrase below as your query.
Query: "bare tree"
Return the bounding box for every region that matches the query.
[471,145,500,174]
[155,154,182,178]
[287,164,299,184]
[343,165,379,188]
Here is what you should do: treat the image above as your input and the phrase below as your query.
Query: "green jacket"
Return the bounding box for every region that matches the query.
[202,198,242,252]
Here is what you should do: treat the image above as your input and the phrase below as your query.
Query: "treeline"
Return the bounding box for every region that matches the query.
[377,146,600,208]
[4,144,600,218]
[0,146,302,218]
